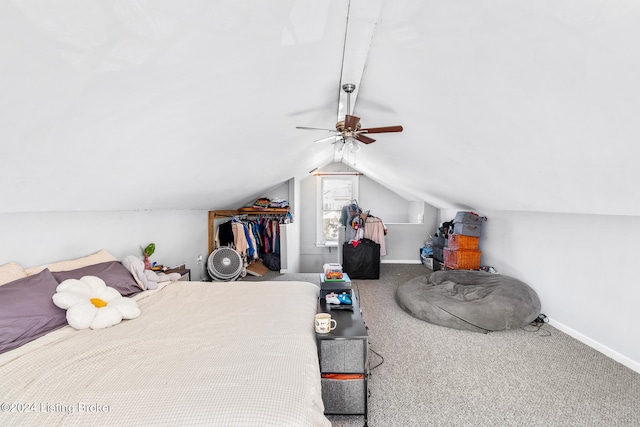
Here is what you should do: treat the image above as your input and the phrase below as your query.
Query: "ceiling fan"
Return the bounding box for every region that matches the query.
[296,83,403,145]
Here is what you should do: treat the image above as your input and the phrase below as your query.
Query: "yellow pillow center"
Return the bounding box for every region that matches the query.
[90,298,107,308]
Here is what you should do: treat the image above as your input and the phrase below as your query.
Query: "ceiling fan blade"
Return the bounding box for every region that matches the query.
[360,125,403,134]
[314,135,340,143]
[344,115,361,131]
[356,134,376,144]
[296,126,339,133]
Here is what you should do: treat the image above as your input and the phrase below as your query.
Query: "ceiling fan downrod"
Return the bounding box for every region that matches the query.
[342,83,356,117]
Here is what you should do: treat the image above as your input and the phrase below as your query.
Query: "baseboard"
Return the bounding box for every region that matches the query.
[381,259,422,264]
[549,318,640,375]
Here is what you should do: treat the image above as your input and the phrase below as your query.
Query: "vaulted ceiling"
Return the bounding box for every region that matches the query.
[2,0,639,216]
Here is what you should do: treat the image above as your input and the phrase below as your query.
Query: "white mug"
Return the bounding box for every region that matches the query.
[315,313,337,334]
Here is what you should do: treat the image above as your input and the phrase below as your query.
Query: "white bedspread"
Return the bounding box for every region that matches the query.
[0,281,330,427]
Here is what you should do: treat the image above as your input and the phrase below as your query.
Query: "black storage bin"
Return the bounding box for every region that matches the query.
[342,238,380,279]
[321,377,366,414]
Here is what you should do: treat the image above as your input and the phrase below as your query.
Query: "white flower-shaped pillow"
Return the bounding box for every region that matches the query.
[52,276,141,330]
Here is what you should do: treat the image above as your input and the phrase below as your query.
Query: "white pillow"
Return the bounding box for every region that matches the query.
[52,276,140,330]
[0,262,27,286]
[26,249,117,275]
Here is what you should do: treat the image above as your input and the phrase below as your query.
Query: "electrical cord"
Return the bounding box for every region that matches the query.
[351,282,385,371]
[198,258,209,281]
[354,281,385,372]
[353,280,362,309]
[369,346,384,372]
[521,313,551,336]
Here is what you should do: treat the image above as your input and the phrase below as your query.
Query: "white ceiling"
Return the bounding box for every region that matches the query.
[2,0,639,216]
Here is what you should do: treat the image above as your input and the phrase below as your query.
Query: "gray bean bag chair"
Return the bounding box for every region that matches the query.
[396,270,541,333]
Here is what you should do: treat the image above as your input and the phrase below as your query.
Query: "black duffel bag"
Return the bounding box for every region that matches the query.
[343,238,380,279]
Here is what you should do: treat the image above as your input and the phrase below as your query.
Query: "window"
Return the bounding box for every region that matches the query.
[317,176,358,245]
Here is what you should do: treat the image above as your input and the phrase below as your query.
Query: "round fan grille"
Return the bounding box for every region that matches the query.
[207,247,243,281]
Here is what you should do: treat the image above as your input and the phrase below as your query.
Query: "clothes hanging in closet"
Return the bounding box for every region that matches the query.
[217,220,234,247]
[215,216,283,261]
[363,216,387,256]
[257,217,280,256]
[231,222,248,257]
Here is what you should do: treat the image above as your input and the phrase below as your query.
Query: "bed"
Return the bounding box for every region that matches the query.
[0,254,331,427]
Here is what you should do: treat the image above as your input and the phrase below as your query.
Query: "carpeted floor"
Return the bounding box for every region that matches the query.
[242,264,640,427]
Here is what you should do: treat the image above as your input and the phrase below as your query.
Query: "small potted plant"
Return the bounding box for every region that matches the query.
[142,243,155,270]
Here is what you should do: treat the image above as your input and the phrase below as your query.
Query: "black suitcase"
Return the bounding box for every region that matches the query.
[343,238,380,279]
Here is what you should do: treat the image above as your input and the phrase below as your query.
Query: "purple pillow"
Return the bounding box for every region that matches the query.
[52,261,141,297]
[0,269,67,354]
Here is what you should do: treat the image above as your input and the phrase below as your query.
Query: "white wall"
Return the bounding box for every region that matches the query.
[283,176,302,273]
[384,222,434,263]
[444,209,640,373]
[382,202,439,263]
[359,177,415,223]
[0,210,209,280]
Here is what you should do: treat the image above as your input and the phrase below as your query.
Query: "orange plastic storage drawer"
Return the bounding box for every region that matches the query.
[443,248,481,270]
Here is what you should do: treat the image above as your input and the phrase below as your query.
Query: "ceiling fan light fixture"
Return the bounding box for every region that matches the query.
[332,140,345,163]
[347,138,360,153]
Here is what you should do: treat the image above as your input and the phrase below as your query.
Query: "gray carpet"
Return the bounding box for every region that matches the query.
[241,264,640,427]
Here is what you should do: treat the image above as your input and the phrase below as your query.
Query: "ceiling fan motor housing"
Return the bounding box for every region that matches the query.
[336,119,361,133]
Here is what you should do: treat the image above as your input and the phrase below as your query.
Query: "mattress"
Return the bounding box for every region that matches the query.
[0,280,330,427]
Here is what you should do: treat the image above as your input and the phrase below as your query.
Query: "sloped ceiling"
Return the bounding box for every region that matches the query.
[2,0,639,216]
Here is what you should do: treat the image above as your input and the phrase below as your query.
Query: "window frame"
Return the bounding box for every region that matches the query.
[316,175,359,246]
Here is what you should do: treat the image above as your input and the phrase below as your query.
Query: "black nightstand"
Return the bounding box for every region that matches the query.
[316,292,369,425]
